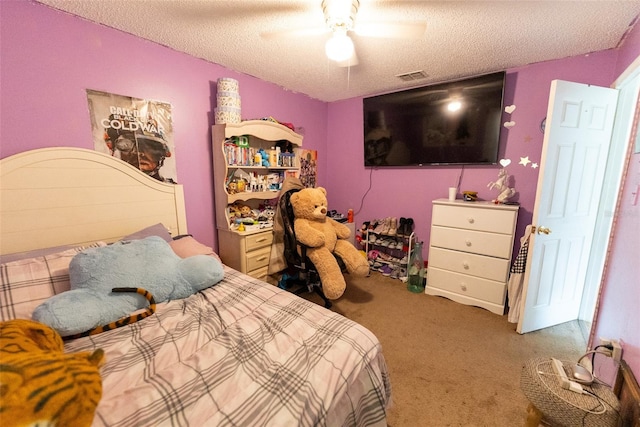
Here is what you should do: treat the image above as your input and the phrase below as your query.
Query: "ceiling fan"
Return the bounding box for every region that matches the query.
[260,0,427,67]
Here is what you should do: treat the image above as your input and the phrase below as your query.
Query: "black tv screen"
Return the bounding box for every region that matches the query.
[363,71,506,167]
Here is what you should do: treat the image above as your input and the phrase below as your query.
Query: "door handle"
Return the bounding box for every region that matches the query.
[533,225,552,235]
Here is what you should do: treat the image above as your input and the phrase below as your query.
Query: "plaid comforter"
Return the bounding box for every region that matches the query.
[65,266,391,427]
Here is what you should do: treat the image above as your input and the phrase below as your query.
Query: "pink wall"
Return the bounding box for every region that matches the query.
[0,0,327,249]
[324,52,617,252]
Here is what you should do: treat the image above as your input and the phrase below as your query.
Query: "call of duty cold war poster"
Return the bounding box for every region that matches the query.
[87,89,177,183]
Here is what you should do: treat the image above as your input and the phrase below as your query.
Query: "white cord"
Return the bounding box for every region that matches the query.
[535,360,607,415]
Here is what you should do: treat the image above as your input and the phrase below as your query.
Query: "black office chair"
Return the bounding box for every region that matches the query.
[276,187,338,309]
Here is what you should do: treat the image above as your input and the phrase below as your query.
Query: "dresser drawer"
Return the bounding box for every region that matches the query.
[427,267,506,305]
[245,245,271,271]
[428,247,510,282]
[248,265,269,281]
[430,226,513,259]
[245,231,273,251]
[432,204,516,234]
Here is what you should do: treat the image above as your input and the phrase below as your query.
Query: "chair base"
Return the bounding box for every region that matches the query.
[279,270,332,309]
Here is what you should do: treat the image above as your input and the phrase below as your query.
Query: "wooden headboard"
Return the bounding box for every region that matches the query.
[0,147,188,255]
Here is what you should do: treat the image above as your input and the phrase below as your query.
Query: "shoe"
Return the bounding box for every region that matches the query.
[380,265,393,276]
[398,217,406,236]
[405,218,414,236]
[373,219,386,234]
[388,217,397,236]
[378,252,392,261]
[380,217,391,235]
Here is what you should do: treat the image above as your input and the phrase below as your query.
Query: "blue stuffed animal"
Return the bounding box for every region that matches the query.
[257,148,270,167]
[33,236,224,337]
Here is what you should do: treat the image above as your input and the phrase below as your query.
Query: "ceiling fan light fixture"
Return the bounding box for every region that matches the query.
[325,30,354,62]
[322,0,359,31]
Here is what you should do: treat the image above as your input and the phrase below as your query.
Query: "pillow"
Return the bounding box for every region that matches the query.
[0,242,107,322]
[0,244,85,264]
[122,223,172,242]
[32,236,224,337]
[170,235,221,261]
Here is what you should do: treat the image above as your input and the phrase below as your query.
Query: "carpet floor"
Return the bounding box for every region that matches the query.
[300,271,587,427]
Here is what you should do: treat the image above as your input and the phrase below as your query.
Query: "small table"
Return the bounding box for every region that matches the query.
[520,357,620,427]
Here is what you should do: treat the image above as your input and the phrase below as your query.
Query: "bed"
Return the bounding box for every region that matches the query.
[0,147,391,426]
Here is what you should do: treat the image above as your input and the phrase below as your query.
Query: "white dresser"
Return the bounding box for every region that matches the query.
[426,199,519,315]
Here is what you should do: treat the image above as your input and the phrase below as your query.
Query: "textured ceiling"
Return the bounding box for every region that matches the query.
[36,0,640,102]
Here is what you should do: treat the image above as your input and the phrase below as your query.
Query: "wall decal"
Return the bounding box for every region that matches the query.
[499,158,511,167]
[504,105,516,114]
[519,156,531,167]
[504,121,516,128]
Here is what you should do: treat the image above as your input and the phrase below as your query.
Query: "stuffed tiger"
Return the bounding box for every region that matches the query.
[62,287,157,340]
[0,319,105,427]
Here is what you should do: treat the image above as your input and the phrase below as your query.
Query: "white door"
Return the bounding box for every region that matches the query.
[517,80,619,334]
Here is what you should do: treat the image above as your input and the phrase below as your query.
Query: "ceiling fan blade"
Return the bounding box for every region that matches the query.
[260,27,329,40]
[336,50,359,67]
[353,21,427,39]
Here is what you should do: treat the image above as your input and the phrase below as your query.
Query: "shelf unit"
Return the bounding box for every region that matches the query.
[425,199,519,315]
[365,229,415,279]
[212,120,303,279]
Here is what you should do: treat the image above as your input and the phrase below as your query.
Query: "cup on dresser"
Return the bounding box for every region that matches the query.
[448,187,457,201]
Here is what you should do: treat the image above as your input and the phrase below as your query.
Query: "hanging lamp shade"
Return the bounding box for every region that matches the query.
[325,29,354,62]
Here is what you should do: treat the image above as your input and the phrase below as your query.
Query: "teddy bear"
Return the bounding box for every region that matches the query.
[289,187,369,300]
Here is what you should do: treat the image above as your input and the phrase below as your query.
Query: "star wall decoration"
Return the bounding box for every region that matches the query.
[519,156,531,166]
[531,163,539,169]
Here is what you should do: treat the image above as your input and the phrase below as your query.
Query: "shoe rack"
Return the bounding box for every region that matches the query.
[364,217,415,281]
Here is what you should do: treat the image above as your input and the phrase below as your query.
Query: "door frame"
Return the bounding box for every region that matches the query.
[586,55,640,344]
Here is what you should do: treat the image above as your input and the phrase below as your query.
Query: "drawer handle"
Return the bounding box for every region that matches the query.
[467,217,475,224]
[463,261,469,269]
[256,256,267,262]
[460,284,467,292]
[256,238,268,243]
[465,239,472,247]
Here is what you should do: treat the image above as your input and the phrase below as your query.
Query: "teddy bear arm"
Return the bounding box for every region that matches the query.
[294,220,325,247]
[330,219,351,240]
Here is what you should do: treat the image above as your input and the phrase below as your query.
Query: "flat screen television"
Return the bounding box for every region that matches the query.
[363,71,506,167]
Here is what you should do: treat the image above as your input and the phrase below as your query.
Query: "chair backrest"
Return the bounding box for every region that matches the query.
[278,187,303,267]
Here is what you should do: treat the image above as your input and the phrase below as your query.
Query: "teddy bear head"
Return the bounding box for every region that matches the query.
[290,187,328,222]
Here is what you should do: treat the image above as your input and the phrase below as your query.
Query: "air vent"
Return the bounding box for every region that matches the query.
[395,70,428,82]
